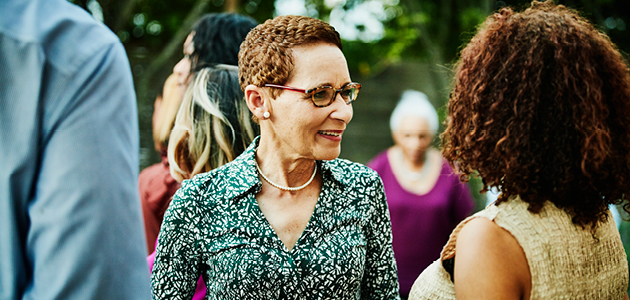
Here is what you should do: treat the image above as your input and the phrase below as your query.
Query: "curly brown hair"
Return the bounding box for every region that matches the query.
[442,0,630,228]
[237,15,342,100]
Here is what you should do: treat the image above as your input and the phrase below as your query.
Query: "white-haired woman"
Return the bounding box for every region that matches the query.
[368,90,474,299]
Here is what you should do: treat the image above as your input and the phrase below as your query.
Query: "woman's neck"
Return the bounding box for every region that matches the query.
[404,152,427,172]
[256,136,318,188]
[388,146,442,195]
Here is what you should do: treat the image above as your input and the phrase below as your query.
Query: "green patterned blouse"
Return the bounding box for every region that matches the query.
[151,138,400,299]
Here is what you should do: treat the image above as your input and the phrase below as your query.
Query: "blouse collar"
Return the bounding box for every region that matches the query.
[221,136,349,202]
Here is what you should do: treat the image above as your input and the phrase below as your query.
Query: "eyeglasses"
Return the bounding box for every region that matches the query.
[264,82,362,107]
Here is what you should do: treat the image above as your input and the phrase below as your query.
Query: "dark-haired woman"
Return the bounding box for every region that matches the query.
[410,1,630,299]
[141,13,257,253]
[173,13,257,97]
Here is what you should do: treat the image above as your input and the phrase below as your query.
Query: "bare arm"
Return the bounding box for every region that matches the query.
[454,218,531,300]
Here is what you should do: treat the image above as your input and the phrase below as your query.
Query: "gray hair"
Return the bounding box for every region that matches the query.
[390,90,439,132]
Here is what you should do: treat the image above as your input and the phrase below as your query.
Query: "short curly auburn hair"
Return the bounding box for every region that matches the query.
[442,0,630,229]
[237,15,342,99]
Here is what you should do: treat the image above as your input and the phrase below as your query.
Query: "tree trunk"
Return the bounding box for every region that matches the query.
[224,0,239,12]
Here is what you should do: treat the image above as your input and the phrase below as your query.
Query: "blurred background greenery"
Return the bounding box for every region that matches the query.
[67,0,629,167]
[69,0,630,287]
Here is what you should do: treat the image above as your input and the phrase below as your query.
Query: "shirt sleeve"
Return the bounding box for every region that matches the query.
[361,174,401,300]
[152,179,202,299]
[26,42,151,299]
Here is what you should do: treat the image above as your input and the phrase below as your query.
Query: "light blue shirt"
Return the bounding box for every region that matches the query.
[0,0,151,299]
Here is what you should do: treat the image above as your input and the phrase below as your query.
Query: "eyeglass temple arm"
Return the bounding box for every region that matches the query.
[264,84,308,94]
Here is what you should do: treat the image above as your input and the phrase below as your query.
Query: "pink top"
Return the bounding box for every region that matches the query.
[368,151,474,296]
[148,240,206,299]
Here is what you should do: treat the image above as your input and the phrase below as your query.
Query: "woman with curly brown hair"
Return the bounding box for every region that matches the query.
[151,15,399,299]
[409,1,630,299]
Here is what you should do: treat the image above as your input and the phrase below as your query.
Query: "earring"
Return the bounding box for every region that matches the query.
[263,111,270,119]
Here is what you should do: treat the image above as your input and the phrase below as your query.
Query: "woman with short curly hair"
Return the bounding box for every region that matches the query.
[152,15,399,299]
[410,1,630,299]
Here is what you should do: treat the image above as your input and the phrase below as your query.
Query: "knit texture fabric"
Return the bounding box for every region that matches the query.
[409,197,628,299]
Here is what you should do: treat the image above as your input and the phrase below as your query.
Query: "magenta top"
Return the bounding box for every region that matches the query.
[368,150,474,296]
[148,239,206,300]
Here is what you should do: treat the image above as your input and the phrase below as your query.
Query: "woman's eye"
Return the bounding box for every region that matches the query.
[312,90,329,101]
[340,89,351,98]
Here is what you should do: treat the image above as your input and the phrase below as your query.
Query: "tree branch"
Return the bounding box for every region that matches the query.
[113,0,141,33]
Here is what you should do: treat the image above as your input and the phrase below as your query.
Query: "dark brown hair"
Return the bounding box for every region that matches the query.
[237,15,342,99]
[191,13,257,70]
[442,0,630,228]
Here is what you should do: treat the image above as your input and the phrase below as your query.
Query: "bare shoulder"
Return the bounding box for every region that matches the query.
[454,217,531,300]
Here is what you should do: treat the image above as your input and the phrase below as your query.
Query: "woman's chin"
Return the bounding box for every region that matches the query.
[313,148,341,161]
[404,149,427,162]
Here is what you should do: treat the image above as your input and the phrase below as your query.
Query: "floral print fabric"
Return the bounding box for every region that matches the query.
[151,138,400,299]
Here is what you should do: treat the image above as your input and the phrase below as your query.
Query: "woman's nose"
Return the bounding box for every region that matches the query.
[330,94,353,124]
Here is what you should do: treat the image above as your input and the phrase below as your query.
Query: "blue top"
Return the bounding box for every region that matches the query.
[152,137,400,299]
[0,0,151,299]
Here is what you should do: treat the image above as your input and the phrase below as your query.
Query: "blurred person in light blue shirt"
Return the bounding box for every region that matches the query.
[0,0,151,299]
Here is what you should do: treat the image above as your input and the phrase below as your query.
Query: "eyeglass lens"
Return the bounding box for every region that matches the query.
[312,84,360,106]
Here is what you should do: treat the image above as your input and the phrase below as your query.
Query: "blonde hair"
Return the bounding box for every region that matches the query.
[168,66,256,182]
[152,74,182,152]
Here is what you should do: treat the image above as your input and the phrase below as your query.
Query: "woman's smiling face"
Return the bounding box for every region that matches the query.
[263,42,354,161]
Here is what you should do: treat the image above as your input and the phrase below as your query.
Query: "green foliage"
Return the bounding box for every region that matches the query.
[459,7,487,31]
[72,0,630,170]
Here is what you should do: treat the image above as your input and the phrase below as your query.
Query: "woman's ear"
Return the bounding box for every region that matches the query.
[245,85,270,120]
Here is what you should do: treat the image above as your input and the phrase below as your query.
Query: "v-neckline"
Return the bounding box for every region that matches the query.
[251,181,325,254]
[386,148,442,196]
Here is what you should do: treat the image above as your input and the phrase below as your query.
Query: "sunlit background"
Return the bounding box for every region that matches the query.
[69,0,630,273]
[69,0,629,168]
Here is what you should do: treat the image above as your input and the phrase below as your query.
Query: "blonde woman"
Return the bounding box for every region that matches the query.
[167,65,256,181]
[149,65,256,300]
[141,13,256,255]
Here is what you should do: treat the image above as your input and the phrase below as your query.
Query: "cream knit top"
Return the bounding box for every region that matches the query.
[409,197,628,299]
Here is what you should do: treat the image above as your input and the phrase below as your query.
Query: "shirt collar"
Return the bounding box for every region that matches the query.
[221,136,261,201]
[223,136,350,202]
[318,157,348,189]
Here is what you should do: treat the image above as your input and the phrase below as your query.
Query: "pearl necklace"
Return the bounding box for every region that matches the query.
[254,153,317,191]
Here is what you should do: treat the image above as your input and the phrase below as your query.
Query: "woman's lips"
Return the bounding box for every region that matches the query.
[317,130,343,141]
